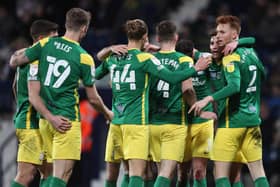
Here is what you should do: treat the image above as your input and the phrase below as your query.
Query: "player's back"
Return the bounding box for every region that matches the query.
[107,49,151,125]
[231,47,265,126]
[33,37,94,121]
[149,51,192,125]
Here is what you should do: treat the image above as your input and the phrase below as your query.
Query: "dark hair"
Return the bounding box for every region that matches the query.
[209,29,217,37]
[65,8,91,31]
[156,20,177,42]
[125,19,148,40]
[30,19,58,41]
[176,39,194,57]
[216,15,241,34]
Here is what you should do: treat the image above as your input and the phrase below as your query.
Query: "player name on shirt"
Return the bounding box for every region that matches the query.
[54,41,72,52]
[160,58,179,70]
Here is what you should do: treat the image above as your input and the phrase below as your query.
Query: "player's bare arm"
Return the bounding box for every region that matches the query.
[97,44,128,61]
[9,48,30,68]
[188,96,214,116]
[182,77,216,120]
[182,78,197,106]
[143,42,160,53]
[12,74,17,100]
[85,85,114,121]
[28,80,71,133]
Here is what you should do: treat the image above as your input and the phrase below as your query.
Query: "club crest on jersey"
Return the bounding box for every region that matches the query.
[29,64,38,76]
[226,63,235,73]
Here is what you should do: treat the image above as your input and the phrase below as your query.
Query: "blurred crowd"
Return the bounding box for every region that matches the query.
[0,0,279,185]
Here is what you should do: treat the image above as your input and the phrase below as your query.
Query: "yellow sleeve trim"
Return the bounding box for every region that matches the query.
[31,60,39,65]
[179,56,193,64]
[39,37,49,47]
[81,53,95,66]
[222,53,240,66]
[136,53,153,63]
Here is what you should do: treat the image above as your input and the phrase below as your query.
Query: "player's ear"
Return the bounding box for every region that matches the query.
[174,33,178,42]
[81,25,88,33]
[232,30,238,41]
[156,35,160,43]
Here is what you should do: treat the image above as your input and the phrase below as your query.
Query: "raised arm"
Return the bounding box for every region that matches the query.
[223,37,256,55]
[142,55,211,84]
[97,44,127,61]
[9,48,29,68]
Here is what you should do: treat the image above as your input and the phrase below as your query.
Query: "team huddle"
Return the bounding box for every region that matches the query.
[9,7,269,187]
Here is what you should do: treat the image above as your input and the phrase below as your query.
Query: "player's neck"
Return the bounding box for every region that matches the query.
[127,41,142,50]
[159,42,175,51]
[64,31,80,43]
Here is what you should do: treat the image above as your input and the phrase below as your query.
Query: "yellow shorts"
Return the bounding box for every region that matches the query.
[16,129,44,165]
[105,124,123,163]
[39,119,81,162]
[233,151,247,163]
[184,120,214,162]
[212,126,262,162]
[149,125,186,162]
[121,125,149,160]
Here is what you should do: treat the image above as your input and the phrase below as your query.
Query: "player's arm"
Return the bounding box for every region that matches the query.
[140,54,211,84]
[95,59,110,80]
[182,78,196,106]
[80,53,113,121]
[97,44,127,61]
[28,81,71,133]
[85,85,113,121]
[189,54,241,116]
[180,61,197,106]
[10,38,46,68]
[12,72,17,100]
[9,48,29,68]
[238,37,255,46]
[223,37,256,55]
[27,62,71,133]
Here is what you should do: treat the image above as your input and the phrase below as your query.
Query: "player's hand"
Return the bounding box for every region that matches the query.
[49,115,71,133]
[199,111,217,120]
[194,56,212,72]
[188,96,213,116]
[110,45,128,55]
[105,110,114,122]
[223,40,238,55]
[143,43,160,53]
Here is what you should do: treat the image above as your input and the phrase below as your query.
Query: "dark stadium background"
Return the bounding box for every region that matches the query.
[0,0,279,186]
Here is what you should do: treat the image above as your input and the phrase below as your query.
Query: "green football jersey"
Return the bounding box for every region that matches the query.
[208,60,226,117]
[190,51,213,124]
[95,49,196,125]
[211,47,265,128]
[26,37,95,121]
[149,51,193,125]
[14,63,39,129]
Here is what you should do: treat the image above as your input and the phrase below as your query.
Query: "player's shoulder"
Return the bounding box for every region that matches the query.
[80,53,94,66]
[176,52,194,64]
[136,52,155,63]
[222,52,241,66]
[77,47,94,66]
[36,37,53,47]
